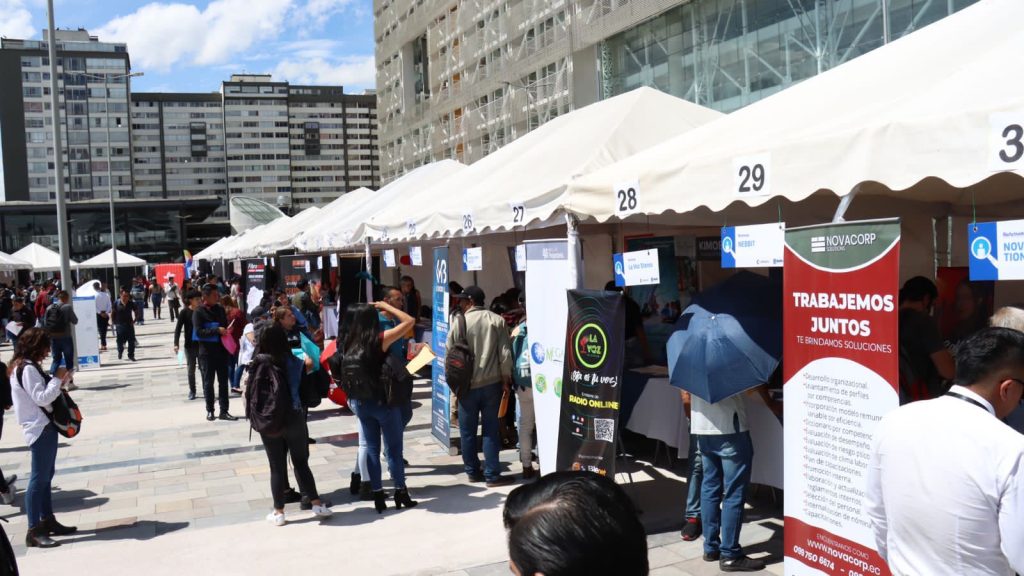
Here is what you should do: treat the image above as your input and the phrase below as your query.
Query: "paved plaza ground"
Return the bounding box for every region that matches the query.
[0,318,783,575]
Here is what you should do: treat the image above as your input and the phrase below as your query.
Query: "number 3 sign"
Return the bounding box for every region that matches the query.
[733,153,771,197]
[990,112,1024,171]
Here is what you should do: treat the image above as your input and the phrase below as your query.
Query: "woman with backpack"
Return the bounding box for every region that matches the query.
[9,328,77,548]
[336,301,417,513]
[248,324,332,526]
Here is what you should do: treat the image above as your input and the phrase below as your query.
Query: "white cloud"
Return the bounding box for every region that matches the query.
[297,0,355,28]
[0,0,35,39]
[273,54,375,89]
[95,0,295,72]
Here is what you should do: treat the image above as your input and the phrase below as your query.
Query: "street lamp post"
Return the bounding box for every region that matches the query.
[83,71,143,293]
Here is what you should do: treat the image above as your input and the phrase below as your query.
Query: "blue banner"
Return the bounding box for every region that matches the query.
[431,246,453,448]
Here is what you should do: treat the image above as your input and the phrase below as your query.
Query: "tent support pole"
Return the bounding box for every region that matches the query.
[364,237,374,303]
[566,212,583,290]
[832,188,859,223]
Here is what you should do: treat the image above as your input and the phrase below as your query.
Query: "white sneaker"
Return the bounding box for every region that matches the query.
[266,511,286,526]
[311,504,333,518]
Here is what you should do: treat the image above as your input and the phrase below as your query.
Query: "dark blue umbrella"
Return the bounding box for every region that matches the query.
[667,272,781,403]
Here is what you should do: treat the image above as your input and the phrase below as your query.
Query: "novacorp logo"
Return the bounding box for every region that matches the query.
[531,342,546,364]
[810,232,878,254]
[435,258,448,285]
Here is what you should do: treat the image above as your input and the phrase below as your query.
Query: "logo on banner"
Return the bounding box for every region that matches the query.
[435,259,448,284]
[531,342,546,364]
[613,257,625,282]
[968,222,1002,280]
[534,374,547,393]
[810,232,878,254]
[574,323,608,370]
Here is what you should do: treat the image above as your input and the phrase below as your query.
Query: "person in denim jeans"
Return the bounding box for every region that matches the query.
[338,300,417,513]
[680,388,703,542]
[9,328,77,548]
[43,291,77,377]
[448,286,514,488]
[692,390,761,572]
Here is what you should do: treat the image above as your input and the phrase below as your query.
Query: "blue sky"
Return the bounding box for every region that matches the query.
[0,0,376,93]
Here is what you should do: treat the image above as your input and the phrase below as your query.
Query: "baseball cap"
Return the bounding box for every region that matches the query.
[454,285,485,306]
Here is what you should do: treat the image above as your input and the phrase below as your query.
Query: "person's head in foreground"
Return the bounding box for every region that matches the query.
[502,471,648,576]
[955,326,1024,419]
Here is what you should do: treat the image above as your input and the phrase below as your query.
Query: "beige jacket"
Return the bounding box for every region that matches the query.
[447,306,513,389]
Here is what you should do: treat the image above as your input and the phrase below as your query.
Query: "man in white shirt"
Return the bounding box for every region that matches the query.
[94,281,112,352]
[866,327,1024,576]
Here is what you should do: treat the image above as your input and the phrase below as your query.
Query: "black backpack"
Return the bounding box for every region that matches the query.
[329,345,381,402]
[245,354,289,437]
[43,303,62,332]
[382,354,413,407]
[16,363,82,438]
[445,313,475,400]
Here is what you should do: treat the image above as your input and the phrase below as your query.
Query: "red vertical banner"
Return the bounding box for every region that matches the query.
[783,220,900,576]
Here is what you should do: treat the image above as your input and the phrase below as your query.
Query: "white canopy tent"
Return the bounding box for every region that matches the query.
[194,236,233,261]
[304,160,468,251]
[292,187,379,253]
[0,252,32,272]
[360,87,722,243]
[12,243,78,273]
[566,0,1024,225]
[78,248,147,268]
[248,206,323,257]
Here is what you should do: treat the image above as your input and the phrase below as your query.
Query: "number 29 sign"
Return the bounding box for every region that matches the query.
[733,153,771,197]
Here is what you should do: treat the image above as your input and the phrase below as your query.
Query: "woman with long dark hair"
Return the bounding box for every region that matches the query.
[339,300,416,513]
[9,328,76,547]
[250,323,332,526]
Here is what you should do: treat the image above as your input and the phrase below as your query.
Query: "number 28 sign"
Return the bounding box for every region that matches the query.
[613,179,641,217]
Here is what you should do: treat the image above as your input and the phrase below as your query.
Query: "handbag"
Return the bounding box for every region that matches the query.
[220,320,238,355]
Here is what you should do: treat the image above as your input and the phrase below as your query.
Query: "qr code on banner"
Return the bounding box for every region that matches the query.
[594,418,615,443]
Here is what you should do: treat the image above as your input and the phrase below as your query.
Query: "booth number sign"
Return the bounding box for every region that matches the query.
[613,179,641,216]
[462,212,475,234]
[510,202,525,225]
[991,112,1024,171]
[733,153,771,197]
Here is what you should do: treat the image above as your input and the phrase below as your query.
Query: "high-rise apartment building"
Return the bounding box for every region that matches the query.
[1,31,380,257]
[374,0,979,184]
[0,29,132,202]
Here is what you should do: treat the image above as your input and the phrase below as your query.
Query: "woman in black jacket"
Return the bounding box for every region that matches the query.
[249,324,332,526]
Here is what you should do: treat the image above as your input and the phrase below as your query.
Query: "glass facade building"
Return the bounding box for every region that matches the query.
[600,0,978,111]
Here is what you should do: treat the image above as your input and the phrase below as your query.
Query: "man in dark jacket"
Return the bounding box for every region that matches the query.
[194,284,237,422]
[112,289,137,361]
[174,290,201,400]
[45,290,78,376]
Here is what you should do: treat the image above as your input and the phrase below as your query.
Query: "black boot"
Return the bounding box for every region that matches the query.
[373,490,387,514]
[349,472,361,495]
[394,488,418,510]
[43,515,77,536]
[26,525,59,548]
[359,481,374,501]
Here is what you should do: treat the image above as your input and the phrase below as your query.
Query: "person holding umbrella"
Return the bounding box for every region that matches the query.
[667,272,782,572]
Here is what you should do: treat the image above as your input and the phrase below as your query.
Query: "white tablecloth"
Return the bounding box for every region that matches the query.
[625,376,784,489]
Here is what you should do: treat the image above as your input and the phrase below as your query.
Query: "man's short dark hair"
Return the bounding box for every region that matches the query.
[954,327,1024,388]
[296,279,309,290]
[378,285,400,301]
[183,290,201,301]
[56,290,69,301]
[900,276,938,304]
[201,283,218,296]
[503,471,648,576]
